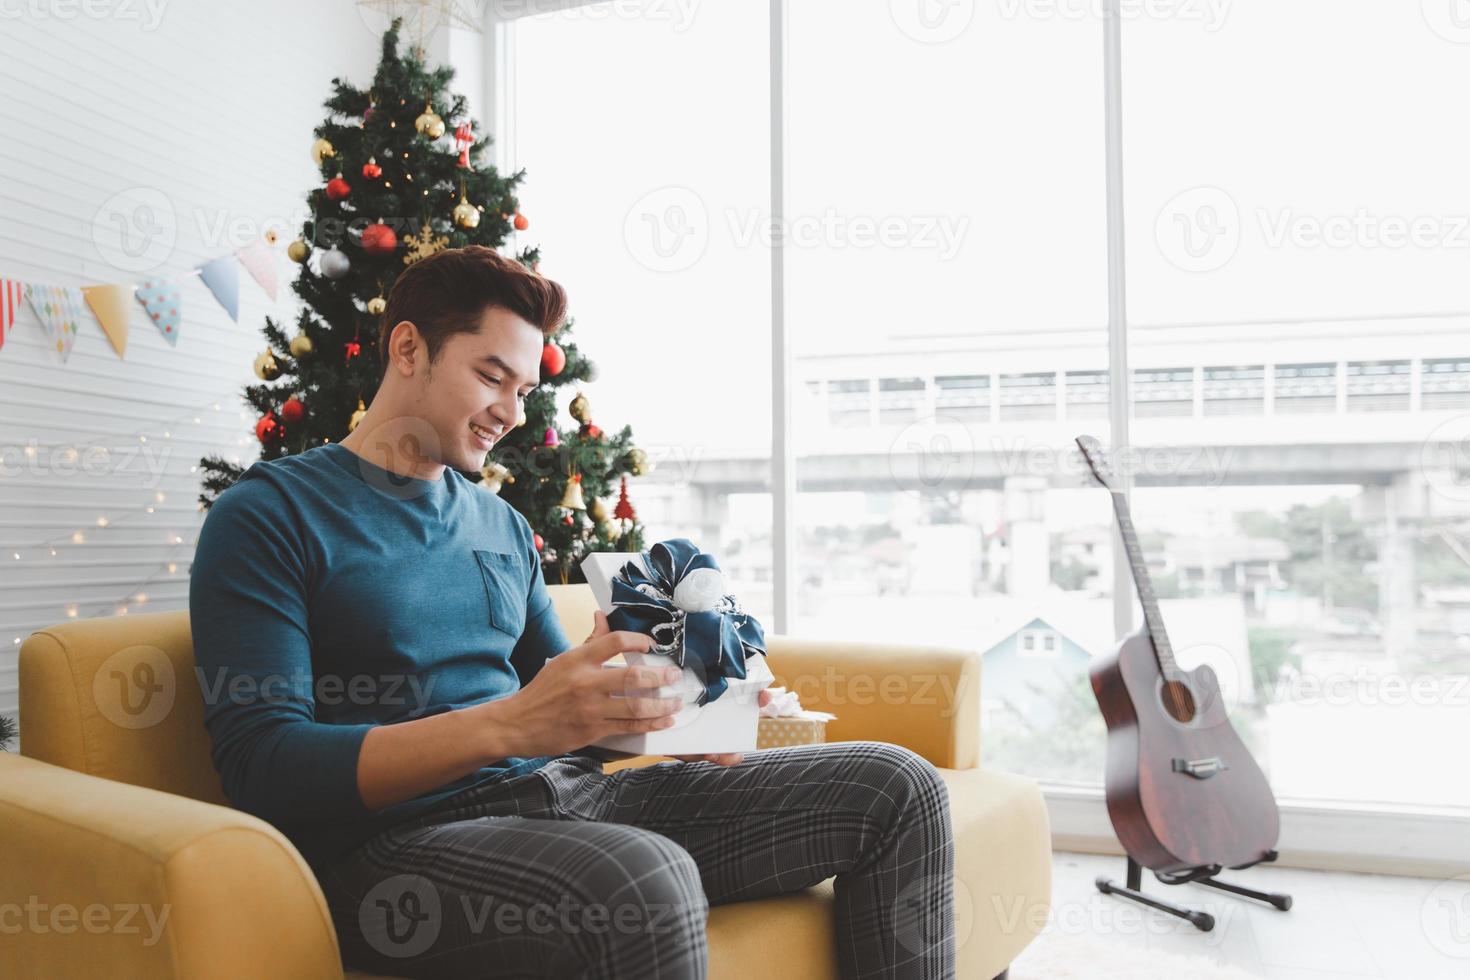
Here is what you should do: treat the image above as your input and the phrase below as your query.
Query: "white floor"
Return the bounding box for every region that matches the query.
[1037,851,1470,980]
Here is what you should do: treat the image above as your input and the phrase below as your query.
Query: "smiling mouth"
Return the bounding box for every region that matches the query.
[469,421,500,446]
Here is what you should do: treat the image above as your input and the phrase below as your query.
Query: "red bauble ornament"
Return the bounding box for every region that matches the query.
[255,412,282,443]
[344,341,362,362]
[581,423,603,439]
[325,176,351,201]
[362,158,382,180]
[279,397,305,423]
[563,515,574,526]
[513,212,529,231]
[533,533,544,552]
[541,342,566,377]
[361,222,398,256]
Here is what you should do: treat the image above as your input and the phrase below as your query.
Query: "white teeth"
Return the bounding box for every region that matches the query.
[470,422,495,440]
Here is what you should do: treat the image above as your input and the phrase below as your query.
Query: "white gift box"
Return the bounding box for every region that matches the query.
[581,551,772,756]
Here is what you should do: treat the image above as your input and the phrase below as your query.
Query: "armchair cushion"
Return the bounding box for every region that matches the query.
[0,752,342,980]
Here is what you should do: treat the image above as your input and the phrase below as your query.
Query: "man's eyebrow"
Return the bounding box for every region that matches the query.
[478,354,539,389]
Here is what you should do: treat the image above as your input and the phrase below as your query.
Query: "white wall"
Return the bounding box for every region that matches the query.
[0,0,387,742]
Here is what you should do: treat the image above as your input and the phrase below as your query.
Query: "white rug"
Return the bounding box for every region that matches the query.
[1011,931,1266,980]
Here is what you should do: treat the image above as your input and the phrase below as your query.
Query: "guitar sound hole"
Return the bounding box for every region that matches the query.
[1160,680,1198,724]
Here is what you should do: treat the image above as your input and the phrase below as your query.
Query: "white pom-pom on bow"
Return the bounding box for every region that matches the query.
[672,567,726,613]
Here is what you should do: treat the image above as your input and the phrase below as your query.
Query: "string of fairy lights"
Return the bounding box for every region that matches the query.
[4,396,259,646]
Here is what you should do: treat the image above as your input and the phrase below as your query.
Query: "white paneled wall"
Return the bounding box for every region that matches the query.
[0,1,386,743]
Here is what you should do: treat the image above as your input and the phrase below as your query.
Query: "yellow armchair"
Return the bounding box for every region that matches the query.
[2,584,1050,979]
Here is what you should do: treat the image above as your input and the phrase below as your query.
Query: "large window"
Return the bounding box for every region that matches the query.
[785,0,1109,786]
[507,1,1470,815]
[512,2,773,621]
[1124,3,1470,810]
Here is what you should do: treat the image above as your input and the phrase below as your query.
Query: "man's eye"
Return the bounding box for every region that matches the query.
[480,373,500,387]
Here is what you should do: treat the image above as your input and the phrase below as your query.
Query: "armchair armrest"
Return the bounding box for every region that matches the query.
[0,752,344,980]
[763,634,981,770]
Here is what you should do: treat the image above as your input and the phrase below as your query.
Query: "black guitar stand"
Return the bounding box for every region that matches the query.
[1094,850,1293,931]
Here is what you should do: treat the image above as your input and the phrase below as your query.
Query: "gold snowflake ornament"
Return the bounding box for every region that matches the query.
[403,221,449,265]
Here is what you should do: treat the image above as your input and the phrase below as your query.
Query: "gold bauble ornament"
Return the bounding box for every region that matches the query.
[289,330,314,358]
[587,497,608,523]
[628,447,649,476]
[569,392,591,424]
[414,104,445,139]
[367,296,387,315]
[452,191,480,230]
[287,238,310,263]
[348,398,367,433]
[310,137,335,165]
[253,348,281,381]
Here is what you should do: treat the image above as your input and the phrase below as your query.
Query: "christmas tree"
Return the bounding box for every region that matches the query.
[197,20,648,584]
[0,714,15,752]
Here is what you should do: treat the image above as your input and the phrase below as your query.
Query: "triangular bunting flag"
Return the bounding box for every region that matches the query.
[0,279,22,354]
[235,240,278,302]
[24,284,84,362]
[82,283,131,358]
[197,255,240,322]
[135,279,182,346]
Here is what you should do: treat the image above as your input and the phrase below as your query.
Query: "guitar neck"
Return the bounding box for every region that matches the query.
[1108,489,1178,673]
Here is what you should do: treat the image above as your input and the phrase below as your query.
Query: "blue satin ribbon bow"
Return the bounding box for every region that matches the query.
[606,538,767,706]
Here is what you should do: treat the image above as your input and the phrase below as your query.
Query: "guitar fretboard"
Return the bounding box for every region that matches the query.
[1109,489,1178,673]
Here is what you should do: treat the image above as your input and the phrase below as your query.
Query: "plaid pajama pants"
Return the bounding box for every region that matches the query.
[313,740,955,979]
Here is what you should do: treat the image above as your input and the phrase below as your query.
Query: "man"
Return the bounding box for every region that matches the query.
[190,246,954,978]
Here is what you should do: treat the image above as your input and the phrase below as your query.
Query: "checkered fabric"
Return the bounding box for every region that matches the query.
[313,740,955,979]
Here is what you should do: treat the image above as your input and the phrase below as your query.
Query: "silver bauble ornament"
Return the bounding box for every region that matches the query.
[319,247,351,279]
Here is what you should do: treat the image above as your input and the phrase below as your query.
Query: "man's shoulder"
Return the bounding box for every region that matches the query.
[201,449,339,538]
[214,447,342,507]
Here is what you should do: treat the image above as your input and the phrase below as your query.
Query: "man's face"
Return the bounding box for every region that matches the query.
[409,305,543,473]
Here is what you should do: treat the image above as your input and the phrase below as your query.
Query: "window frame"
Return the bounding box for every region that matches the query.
[485,0,1470,876]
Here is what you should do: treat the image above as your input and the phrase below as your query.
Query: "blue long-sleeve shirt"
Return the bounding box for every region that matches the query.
[189,442,572,870]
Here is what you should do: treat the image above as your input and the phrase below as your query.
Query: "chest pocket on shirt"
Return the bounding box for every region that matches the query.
[474,549,528,638]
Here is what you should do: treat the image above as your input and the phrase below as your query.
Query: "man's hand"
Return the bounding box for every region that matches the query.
[587,610,775,768]
[478,611,685,758]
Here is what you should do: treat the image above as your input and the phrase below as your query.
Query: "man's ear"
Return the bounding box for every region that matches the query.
[386,320,421,377]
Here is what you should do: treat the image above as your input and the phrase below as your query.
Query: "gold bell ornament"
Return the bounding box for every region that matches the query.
[348,398,367,433]
[559,473,586,511]
[253,348,281,381]
[289,330,314,358]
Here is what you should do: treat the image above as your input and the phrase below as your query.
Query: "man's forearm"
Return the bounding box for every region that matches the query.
[356,700,518,812]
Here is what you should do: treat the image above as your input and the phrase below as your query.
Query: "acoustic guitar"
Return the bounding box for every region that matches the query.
[1076,434,1280,873]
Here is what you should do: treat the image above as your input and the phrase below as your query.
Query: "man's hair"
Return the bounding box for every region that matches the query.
[377,245,567,369]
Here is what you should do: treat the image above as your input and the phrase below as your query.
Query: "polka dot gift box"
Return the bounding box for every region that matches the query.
[756,686,836,749]
[134,280,181,346]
